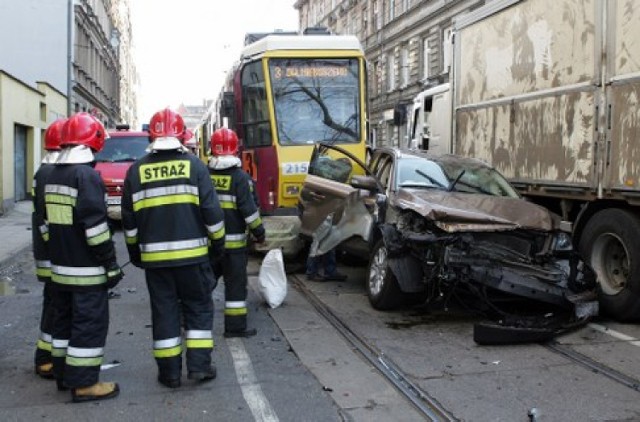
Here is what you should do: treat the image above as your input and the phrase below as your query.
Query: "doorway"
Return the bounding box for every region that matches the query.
[14,124,27,201]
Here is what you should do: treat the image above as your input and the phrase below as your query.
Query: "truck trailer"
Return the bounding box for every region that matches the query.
[407,0,640,320]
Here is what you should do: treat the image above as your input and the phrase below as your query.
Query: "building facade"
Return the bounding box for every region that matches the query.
[0,0,137,213]
[294,0,487,147]
[108,0,139,129]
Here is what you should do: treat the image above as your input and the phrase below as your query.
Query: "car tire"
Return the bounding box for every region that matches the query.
[367,239,404,310]
[578,209,640,321]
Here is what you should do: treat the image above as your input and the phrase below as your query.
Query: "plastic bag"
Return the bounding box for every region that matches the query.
[258,248,287,308]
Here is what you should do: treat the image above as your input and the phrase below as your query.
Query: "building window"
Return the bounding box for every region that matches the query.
[363,6,369,36]
[373,0,381,30]
[373,60,381,96]
[422,37,431,80]
[351,10,357,35]
[400,47,409,88]
[442,26,453,75]
[39,103,47,122]
[388,0,395,22]
[387,53,395,92]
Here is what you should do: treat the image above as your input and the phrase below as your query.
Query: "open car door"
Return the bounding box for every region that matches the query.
[298,143,379,256]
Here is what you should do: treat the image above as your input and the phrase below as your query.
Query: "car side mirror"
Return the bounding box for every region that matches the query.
[351,175,378,192]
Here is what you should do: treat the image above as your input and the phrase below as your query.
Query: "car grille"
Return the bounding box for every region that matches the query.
[469,231,546,258]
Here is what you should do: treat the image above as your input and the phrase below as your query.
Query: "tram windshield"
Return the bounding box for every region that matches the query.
[269,58,361,146]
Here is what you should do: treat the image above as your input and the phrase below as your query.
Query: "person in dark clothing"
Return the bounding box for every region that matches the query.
[208,128,265,338]
[305,250,347,281]
[32,117,66,380]
[44,112,123,402]
[122,108,225,388]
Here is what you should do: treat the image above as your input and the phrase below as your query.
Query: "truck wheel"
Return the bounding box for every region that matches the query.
[579,209,640,321]
[367,239,404,310]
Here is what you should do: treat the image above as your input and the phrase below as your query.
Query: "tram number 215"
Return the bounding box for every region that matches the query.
[282,162,309,175]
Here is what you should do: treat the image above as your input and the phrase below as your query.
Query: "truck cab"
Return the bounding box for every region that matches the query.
[95,124,150,222]
[407,83,451,154]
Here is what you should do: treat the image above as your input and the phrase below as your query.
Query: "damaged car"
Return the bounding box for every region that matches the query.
[298,144,599,344]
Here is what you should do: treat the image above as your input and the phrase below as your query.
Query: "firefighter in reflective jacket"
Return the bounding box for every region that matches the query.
[122,108,225,388]
[32,118,66,380]
[44,112,123,402]
[208,128,265,338]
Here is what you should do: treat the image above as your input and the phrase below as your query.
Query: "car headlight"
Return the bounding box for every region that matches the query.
[552,232,573,251]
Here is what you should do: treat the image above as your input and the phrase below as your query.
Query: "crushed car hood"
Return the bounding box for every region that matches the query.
[393,188,558,231]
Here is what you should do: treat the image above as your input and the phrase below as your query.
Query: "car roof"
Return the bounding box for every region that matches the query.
[107,128,150,138]
[373,146,491,169]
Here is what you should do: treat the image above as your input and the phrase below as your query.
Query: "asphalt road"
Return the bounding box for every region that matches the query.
[0,232,421,421]
[3,231,640,421]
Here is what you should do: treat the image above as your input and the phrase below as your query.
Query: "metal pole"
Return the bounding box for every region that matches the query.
[66,0,74,117]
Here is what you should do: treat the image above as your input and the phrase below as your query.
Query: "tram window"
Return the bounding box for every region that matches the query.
[269,58,360,146]
[241,61,271,147]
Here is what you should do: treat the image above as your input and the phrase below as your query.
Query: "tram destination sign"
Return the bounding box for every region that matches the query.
[273,65,350,79]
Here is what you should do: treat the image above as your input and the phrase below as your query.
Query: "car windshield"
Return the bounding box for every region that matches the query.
[396,157,519,198]
[95,136,149,162]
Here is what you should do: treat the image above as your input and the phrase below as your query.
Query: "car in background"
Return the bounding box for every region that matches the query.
[298,144,598,344]
[95,124,150,221]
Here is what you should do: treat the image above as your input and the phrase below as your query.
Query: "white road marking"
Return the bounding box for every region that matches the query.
[588,323,640,347]
[227,337,279,422]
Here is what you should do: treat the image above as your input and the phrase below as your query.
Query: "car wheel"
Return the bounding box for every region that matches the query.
[579,209,640,321]
[367,239,403,310]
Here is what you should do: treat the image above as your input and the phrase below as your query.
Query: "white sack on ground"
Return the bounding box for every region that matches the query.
[258,248,287,308]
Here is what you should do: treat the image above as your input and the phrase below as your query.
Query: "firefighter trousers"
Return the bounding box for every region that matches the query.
[49,288,109,388]
[35,282,54,366]
[145,262,215,380]
[222,251,250,333]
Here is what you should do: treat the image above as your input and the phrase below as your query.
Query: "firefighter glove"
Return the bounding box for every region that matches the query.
[126,245,142,268]
[105,261,124,289]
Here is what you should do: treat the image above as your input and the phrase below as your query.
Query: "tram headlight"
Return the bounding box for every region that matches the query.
[284,184,300,198]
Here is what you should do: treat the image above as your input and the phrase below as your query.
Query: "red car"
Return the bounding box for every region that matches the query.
[95,124,150,221]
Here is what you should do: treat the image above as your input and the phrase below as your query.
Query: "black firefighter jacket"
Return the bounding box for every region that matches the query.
[44,163,117,290]
[208,158,265,252]
[32,162,56,281]
[122,149,225,268]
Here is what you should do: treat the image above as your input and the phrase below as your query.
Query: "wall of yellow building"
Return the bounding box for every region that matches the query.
[0,71,66,215]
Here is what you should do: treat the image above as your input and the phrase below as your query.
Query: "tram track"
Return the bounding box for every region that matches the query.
[290,274,459,422]
[285,271,640,419]
[543,340,640,393]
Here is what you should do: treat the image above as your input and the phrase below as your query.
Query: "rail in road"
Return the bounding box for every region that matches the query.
[288,272,640,421]
[545,328,640,393]
[290,273,458,422]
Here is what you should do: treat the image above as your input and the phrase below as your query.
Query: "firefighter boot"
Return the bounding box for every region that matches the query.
[35,362,54,379]
[71,382,120,403]
[224,328,257,338]
[187,365,217,382]
[157,375,181,389]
